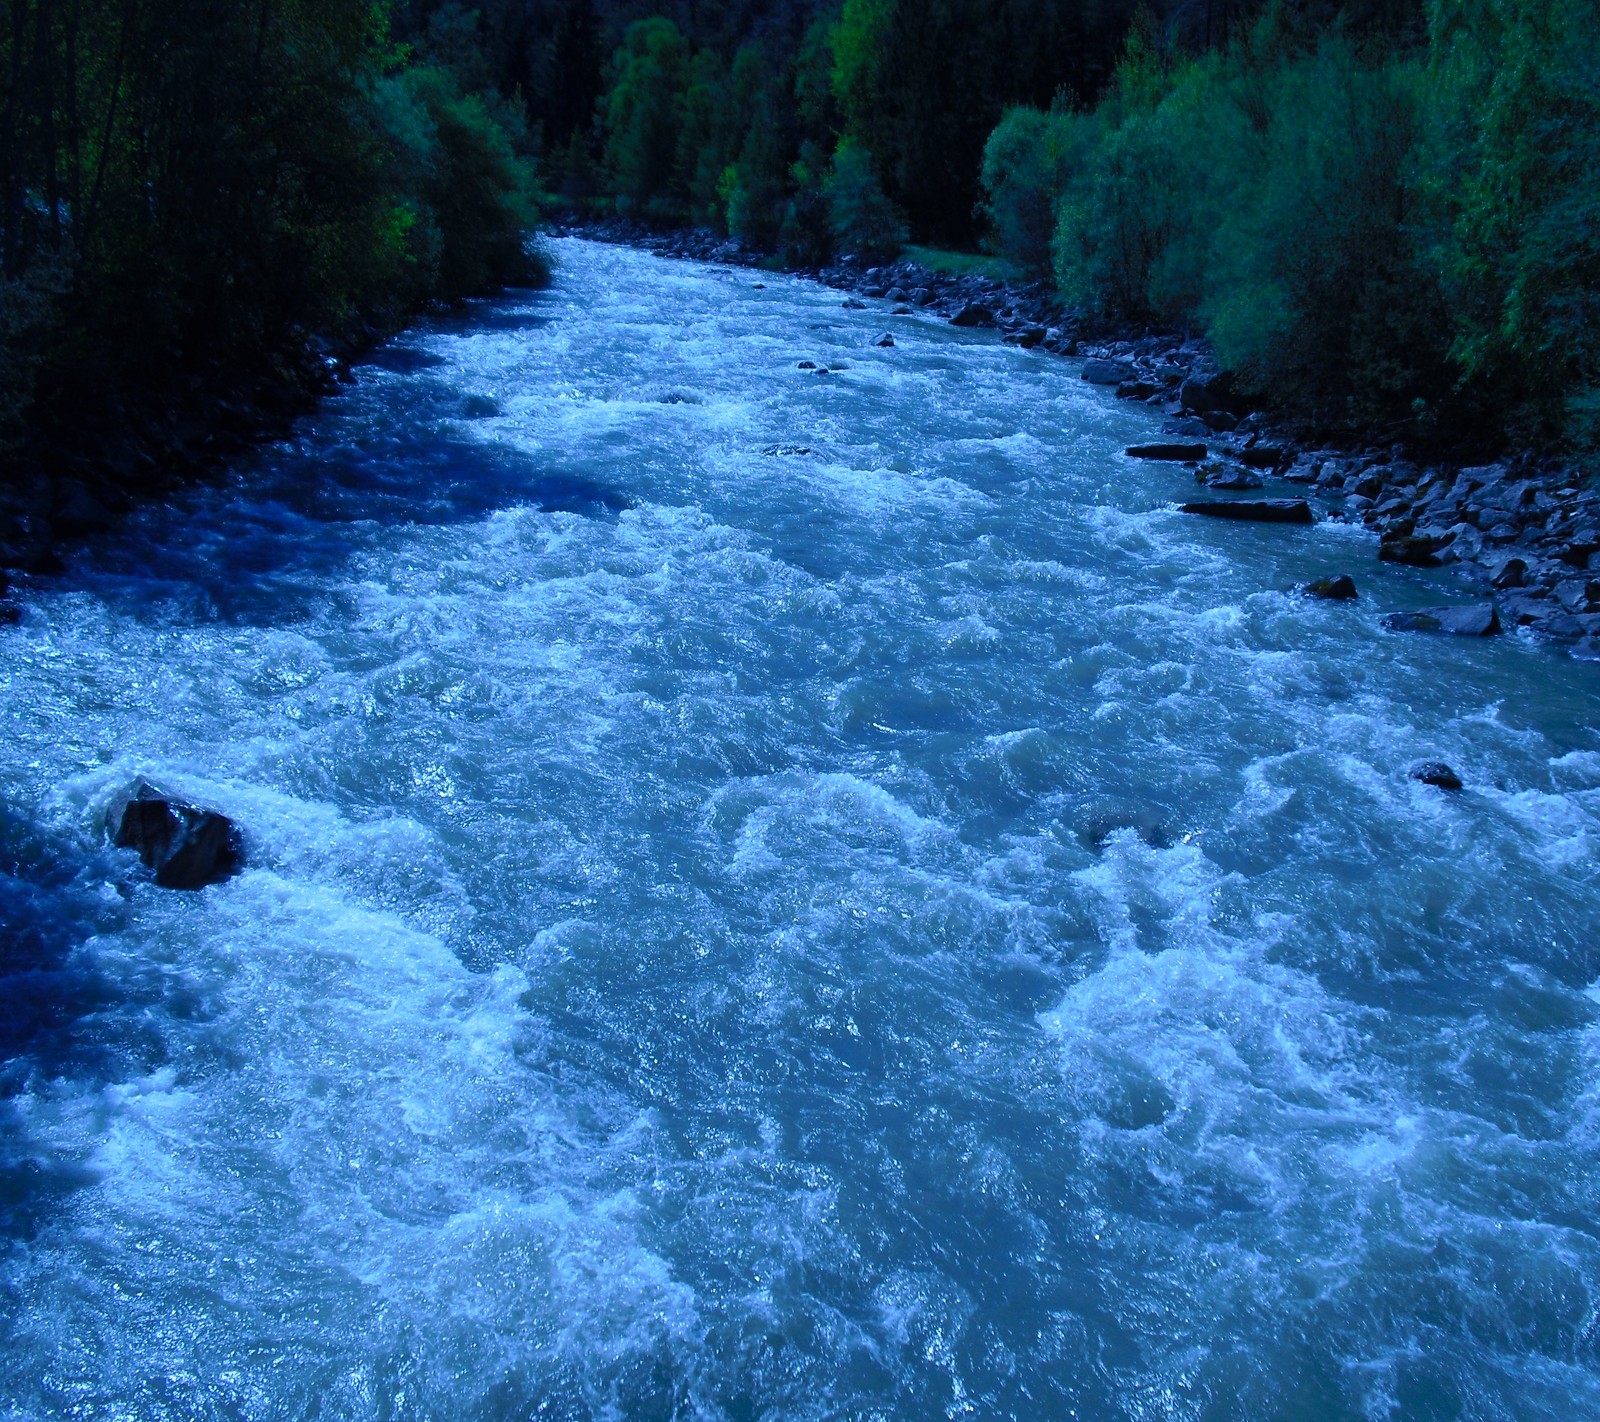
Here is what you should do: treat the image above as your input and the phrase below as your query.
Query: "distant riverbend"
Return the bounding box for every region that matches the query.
[3,238,1599,1419]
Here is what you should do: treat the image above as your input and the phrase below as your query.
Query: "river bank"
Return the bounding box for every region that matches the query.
[567,216,1600,661]
[0,267,550,618]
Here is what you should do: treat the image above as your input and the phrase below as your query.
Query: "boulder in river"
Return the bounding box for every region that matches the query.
[113,780,243,890]
[1382,604,1501,636]
[874,333,895,348]
[1081,359,1135,385]
[842,297,868,310]
[1409,761,1463,791]
[950,303,997,328]
[1300,575,1358,600]
[1128,443,1207,462]
[1179,499,1315,525]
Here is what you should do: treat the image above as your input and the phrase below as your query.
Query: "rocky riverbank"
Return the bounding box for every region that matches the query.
[0,332,367,620]
[569,217,1600,662]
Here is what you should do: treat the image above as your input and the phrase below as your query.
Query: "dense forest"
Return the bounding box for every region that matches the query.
[1,0,1597,481]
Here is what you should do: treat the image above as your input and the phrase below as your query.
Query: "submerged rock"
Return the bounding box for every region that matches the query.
[1078,803,1171,852]
[1409,761,1463,791]
[874,333,895,348]
[1179,499,1314,525]
[1197,464,1264,490]
[1300,575,1358,600]
[113,780,243,890]
[1382,604,1501,636]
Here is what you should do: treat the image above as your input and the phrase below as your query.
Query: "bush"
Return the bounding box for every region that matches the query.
[1016,20,1456,428]
[1426,0,1600,452]
[602,18,692,217]
[825,138,907,261]
[980,106,1089,274]
[1201,37,1451,421]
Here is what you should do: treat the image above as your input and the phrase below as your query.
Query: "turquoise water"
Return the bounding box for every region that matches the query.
[3,238,1600,1420]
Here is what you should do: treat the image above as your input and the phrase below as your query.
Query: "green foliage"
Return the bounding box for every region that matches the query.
[602,17,693,216]
[824,138,906,262]
[901,245,1023,281]
[1202,37,1449,421]
[402,69,543,299]
[985,16,1466,431]
[830,0,894,159]
[0,0,541,452]
[1426,0,1600,448]
[981,107,1090,275]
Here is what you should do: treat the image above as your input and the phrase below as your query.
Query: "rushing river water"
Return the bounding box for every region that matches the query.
[4,239,1600,1421]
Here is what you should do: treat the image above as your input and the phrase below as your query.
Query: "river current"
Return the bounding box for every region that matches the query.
[4,239,1600,1420]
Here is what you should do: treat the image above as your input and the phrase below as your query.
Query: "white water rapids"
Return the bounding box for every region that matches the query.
[2,239,1600,1419]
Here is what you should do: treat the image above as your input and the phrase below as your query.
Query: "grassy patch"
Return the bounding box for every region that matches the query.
[902,245,1025,282]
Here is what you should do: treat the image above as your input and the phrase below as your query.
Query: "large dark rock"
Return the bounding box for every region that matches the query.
[1179,499,1314,525]
[1382,604,1501,636]
[1409,761,1463,791]
[113,781,243,890]
[1300,575,1358,600]
[1237,447,1288,471]
[1128,443,1207,462]
[950,303,997,328]
[1179,371,1237,415]
[1081,359,1135,385]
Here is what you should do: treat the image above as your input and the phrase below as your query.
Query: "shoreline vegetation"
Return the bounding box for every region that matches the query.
[3,0,1596,654]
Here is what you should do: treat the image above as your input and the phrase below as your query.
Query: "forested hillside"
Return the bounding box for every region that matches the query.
[0,0,541,474]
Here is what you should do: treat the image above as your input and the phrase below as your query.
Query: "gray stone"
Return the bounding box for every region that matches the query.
[950,303,997,328]
[1379,533,1453,568]
[1490,557,1528,590]
[1081,358,1135,385]
[1383,604,1500,636]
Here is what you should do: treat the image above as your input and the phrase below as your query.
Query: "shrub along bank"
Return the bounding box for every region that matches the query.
[979,0,1600,465]
[0,0,542,571]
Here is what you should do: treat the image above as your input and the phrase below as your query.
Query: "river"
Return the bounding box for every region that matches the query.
[3,238,1600,1420]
